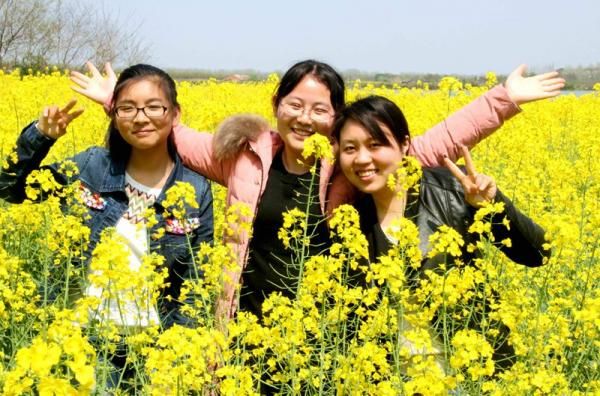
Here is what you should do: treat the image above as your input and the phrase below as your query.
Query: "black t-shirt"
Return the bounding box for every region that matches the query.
[239,150,331,318]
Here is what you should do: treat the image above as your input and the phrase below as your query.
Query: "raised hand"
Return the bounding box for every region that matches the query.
[38,100,84,140]
[444,146,497,207]
[70,61,117,105]
[505,64,565,105]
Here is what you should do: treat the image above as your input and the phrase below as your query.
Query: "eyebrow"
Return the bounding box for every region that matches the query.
[286,96,332,107]
[116,98,165,105]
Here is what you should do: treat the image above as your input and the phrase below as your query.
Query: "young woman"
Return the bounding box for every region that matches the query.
[335,93,547,267]
[333,95,548,370]
[70,60,562,319]
[0,64,214,387]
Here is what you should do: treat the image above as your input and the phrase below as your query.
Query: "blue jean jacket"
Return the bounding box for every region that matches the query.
[0,122,214,328]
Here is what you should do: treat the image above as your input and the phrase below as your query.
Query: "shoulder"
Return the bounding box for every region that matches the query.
[179,164,210,185]
[71,146,112,173]
[420,167,464,195]
[177,160,212,195]
[417,168,473,228]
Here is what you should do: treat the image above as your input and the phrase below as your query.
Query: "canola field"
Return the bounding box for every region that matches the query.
[0,69,599,395]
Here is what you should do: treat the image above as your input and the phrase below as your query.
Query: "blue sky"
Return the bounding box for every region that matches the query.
[114,0,599,74]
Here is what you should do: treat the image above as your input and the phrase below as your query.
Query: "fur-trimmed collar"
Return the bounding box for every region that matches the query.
[213,114,271,161]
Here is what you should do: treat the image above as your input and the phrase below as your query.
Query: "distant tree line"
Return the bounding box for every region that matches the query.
[341,66,599,90]
[0,0,147,71]
[166,66,599,90]
[553,65,600,90]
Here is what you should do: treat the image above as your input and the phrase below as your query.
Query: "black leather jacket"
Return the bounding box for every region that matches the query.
[355,167,548,277]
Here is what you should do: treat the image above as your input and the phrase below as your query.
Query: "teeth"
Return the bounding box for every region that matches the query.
[292,128,314,136]
[356,170,376,177]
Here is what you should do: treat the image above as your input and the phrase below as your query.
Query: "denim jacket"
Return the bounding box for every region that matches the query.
[0,122,214,328]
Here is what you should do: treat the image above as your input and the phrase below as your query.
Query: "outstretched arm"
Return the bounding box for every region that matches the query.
[410,65,565,167]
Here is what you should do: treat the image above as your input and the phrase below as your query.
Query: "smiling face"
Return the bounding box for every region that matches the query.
[275,74,335,167]
[339,119,409,200]
[113,78,180,153]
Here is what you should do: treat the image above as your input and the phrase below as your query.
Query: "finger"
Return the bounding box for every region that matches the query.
[542,79,566,90]
[541,76,565,85]
[461,146,478,177]
[69,71,89,84]
[539,86,564,97]
[477,175,497,200]
[66,109,85,122]
[86,61,102,78]
[39,107,50,127]
[444,156,467,181]
[534,70,560,81]
[47,106,58,122]
[70,86,87,96]
[105,62,117,80]
[69,75,90,88]
[60,99,78,114]
[545,83,565,92]
[60,99,77,114]
[475,174,493,192]
[535,86,563,99]
[509,64,527,78]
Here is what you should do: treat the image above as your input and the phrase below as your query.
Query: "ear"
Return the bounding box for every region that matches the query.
[400,137,410,155]
[172,106,181,127]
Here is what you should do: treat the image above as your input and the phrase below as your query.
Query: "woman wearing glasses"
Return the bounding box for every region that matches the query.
[0,64,213,388]
[70,60,563,320]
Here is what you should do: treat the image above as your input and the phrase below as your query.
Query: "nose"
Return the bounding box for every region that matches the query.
[296,109,312,125]
[354,147,371,165]
[133,108,150,122]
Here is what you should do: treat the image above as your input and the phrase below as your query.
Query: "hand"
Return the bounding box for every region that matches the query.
[38,99,84,140]
[505,64,565,105]
[444,146,497,207]
[70,61,117,105]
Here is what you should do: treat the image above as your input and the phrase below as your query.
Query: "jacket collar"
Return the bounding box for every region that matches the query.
[98,154,184,199]
[247,129,282,172]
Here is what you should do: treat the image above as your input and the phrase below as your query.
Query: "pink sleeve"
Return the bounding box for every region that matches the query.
[172,124,228,186]
[408,85,521,167]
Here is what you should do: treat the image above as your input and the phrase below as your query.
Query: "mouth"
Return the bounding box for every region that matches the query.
[132,129,154,135]
[291,127,315,137]
[354,168,378,180]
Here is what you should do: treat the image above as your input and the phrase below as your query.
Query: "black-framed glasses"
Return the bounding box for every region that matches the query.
[115,105,168,119]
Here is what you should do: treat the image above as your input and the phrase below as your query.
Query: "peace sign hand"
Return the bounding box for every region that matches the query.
[38,99,84,140]
[444,146,497,207]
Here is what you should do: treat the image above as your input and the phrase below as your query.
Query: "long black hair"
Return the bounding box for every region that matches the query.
[106,64,180,162]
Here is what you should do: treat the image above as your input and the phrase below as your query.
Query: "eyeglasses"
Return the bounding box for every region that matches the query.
[115,105,168,119]
[279,101,334,123]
